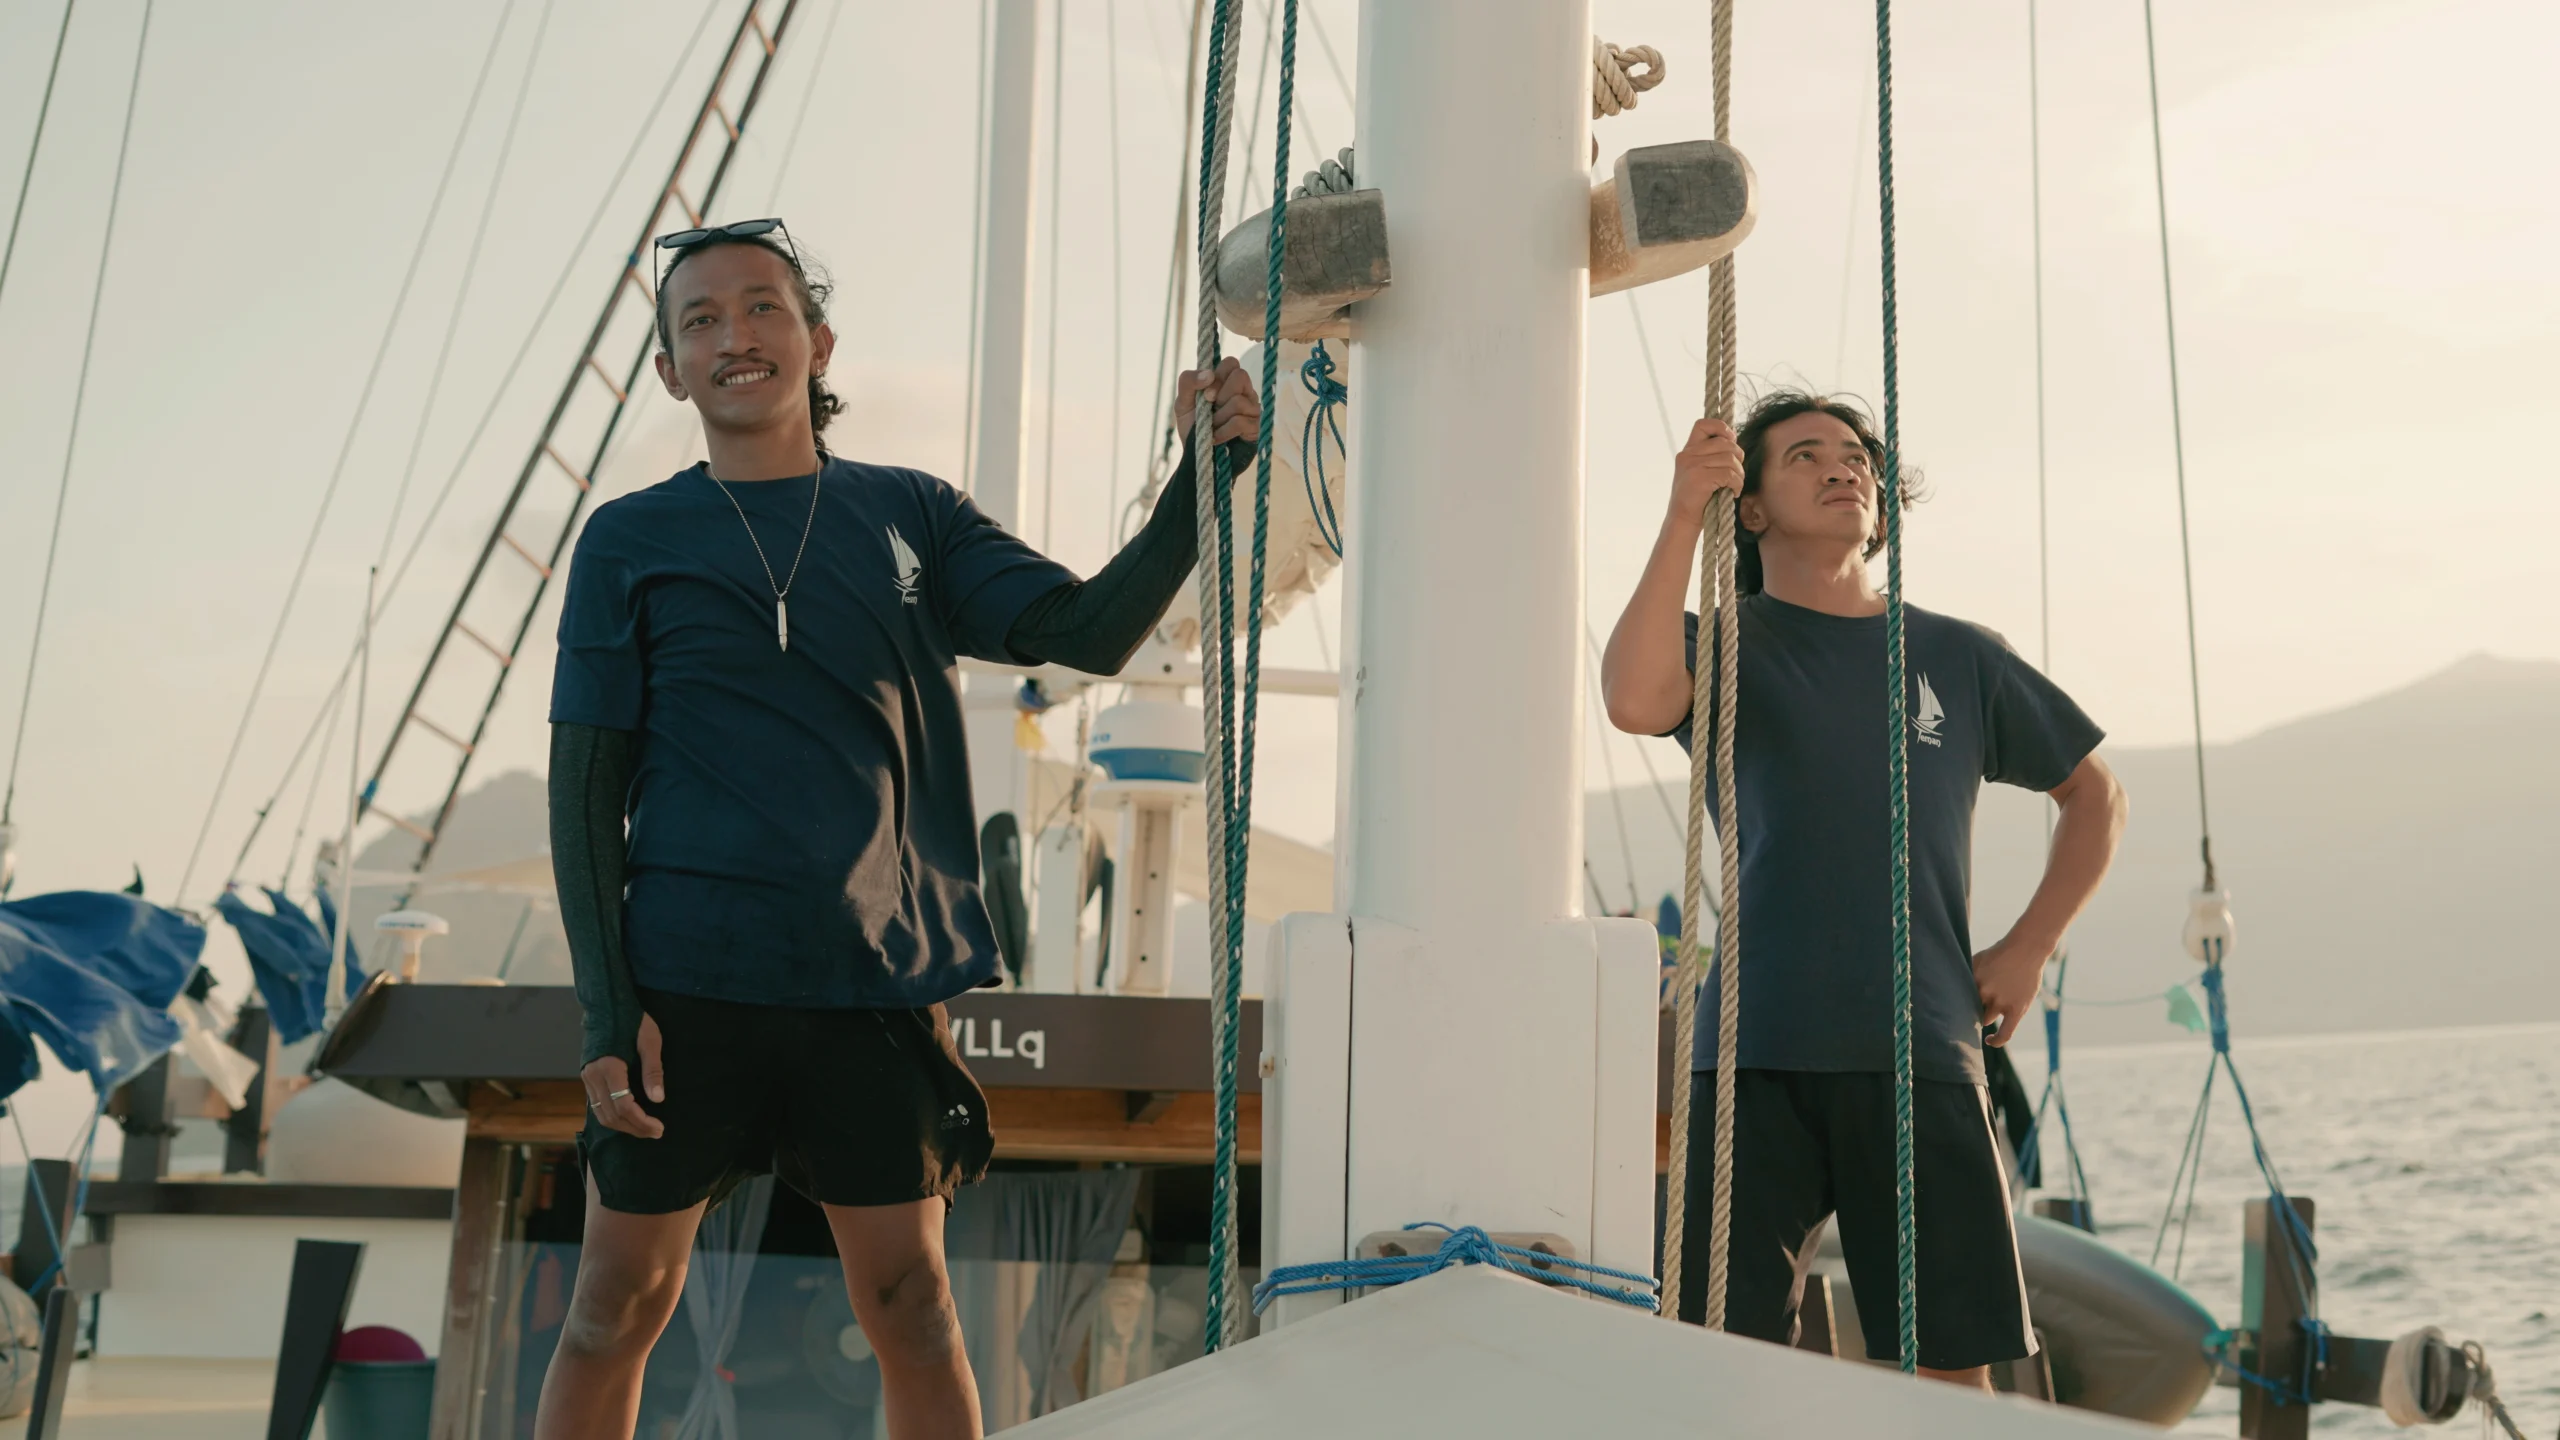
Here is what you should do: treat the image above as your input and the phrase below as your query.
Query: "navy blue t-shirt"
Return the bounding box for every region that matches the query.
[550,459,1073,1009]
[1673,594,2103,1083]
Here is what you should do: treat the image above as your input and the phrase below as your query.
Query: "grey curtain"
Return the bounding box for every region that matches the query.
[671,1175,775,1440]
[946,1168,1144,1417]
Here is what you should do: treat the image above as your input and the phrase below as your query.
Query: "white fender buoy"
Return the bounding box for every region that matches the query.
[2181,888,2235,965]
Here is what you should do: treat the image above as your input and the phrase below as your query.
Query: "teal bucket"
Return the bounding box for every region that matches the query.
[322,1360,434,1440]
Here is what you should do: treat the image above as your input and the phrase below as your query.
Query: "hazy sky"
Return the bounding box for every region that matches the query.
[0,0,2553,958]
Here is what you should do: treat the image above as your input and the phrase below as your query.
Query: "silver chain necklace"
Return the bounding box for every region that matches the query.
[711,466,822,651]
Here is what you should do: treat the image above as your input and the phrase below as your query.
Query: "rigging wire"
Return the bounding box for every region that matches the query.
[0,0,77,320]
[1300,0,1352,112]
[2141,0,2217,892]
[1831,65,1870,388]
[960,0,992,492]
[173,0,523,907]
[1608,296,1716,874]
[1124,0,1208,544]
[1038,5,1067,550]
[1584,656,1642,916]
[1231,0,1280,222]
[2013,0,2094,1219]
[3,0,153,834]
[759,0,848,214]
[1104,0,1125,536]
[280,673,350,893]
[379,0,556,572]
[216,0,727,889]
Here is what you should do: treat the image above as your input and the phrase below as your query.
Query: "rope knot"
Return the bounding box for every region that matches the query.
[1592,39,1666,119]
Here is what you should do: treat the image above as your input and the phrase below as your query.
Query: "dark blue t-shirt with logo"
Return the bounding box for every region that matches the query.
[1673,594,2103,1083]
[550,459,1073,1010]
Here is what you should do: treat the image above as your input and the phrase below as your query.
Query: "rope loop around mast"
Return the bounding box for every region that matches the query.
[1253,1224,1663,1314]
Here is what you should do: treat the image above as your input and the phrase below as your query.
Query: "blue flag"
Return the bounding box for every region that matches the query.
[0,892,201,1093]
[212,888,365,1045]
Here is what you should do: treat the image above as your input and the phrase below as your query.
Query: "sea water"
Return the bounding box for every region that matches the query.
[0,1023,2546,1433]
[2019,1020,2560,1436]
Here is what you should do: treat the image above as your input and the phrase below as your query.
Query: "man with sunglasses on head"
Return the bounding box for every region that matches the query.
[534,218,1258,1440]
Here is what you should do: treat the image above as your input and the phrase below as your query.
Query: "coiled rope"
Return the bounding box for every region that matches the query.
[1188,0,1247,1353]
[1592,39,1666,120]
[1873,0,1922,1374]
[1660,0,1743,1335]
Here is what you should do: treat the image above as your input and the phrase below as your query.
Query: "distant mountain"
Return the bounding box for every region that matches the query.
[350,656,2560,1040]
[1583,654,2560,1046]
[348,769,568,985]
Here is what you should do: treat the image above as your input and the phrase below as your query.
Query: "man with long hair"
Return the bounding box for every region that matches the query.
[1603,390,2127,1388]
[536,219,1255,1439]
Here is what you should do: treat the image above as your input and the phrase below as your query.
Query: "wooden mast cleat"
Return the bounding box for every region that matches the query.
[1591,138,1757,297]
[1214,187,1393,341]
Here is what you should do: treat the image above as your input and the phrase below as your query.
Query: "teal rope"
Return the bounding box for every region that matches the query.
[1203,0,1298,1351]
[1192,0,1242,1351]
[1871,0,1920,1375]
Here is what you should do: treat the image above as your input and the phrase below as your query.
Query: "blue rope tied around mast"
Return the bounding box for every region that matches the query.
[1870,0,1921,1376]
[1298,341,1346,557]
[1252,1224,1663,1314]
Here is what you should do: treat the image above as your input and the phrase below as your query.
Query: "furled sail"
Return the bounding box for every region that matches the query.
[1160,339,1348,648]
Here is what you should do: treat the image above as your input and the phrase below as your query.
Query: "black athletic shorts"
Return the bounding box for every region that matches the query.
[1675,1069,2034,1370]
[580,988,995,1215]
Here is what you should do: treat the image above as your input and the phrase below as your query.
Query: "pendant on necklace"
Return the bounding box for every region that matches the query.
[777,599,790,652]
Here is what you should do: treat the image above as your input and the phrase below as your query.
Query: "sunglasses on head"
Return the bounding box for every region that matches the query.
[652,217,799,295]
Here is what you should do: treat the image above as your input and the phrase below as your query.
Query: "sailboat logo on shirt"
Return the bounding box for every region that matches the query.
[887,525,922,604]
[1913,674,1946,748]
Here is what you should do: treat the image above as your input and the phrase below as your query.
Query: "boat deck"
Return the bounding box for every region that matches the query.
[43,1358,286,1440]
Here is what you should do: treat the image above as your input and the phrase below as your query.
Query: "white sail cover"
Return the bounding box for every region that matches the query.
[1162,339,1347,649]
[1009,1266,2146,1438]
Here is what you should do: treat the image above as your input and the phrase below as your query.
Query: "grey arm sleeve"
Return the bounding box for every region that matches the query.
[550,722,643,1069]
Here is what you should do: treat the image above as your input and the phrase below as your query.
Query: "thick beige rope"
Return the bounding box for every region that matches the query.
[1592,39,1665,119]
[1190,0,1247,1350]
[1659,0,1743,1331]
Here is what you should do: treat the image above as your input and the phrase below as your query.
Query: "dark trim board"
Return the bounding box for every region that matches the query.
[316,983,1268,1094]
[84,1182,456,1222]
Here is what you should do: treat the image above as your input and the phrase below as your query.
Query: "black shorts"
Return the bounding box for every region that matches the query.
[581,989,995,1215]
[1675,1069,2034,1370]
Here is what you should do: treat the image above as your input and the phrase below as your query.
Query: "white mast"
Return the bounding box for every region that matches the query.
[966,0,1049,824]
[1262,0,1659,1323]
